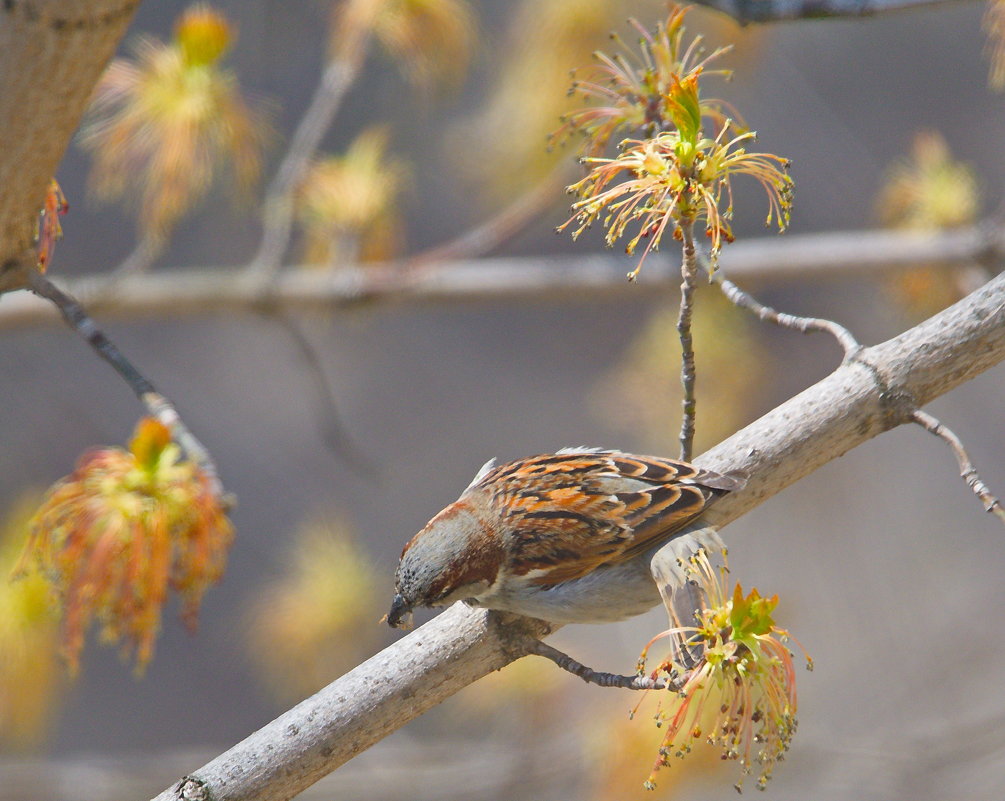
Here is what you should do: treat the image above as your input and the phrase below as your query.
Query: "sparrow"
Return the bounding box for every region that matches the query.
[387,448,745,629]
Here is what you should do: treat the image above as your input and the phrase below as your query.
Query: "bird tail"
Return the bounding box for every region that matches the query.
[649,524,725,668]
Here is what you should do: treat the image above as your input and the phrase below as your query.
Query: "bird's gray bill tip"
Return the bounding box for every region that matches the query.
[387,594,414,630]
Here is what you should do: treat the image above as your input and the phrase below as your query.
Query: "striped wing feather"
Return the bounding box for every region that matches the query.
[469,450,742,587]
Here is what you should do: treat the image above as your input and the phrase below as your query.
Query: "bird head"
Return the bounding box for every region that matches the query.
[387,500,500,629]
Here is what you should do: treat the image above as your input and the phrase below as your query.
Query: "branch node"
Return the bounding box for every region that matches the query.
[176,776,210,801]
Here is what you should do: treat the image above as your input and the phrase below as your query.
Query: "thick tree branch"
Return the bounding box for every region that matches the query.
[150,273,1005,801]
[152,606,553,801]
[0,0,139,292]
[3,226,1002,329]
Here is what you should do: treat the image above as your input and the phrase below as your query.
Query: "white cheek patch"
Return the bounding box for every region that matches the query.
[440,579,492,606]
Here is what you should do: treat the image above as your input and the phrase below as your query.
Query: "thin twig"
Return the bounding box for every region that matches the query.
[26,269,227,500]
[249,57,364,276]
[530,640,675,691]
[701,252,863,359]
[27,270,155,394]
[911,409,1005,525]
[677,222,699,462]
[265,308,377,477]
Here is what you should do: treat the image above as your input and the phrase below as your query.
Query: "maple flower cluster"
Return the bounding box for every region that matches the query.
[80,4,265,242]
[296,127,410,265]
[557,6,792,278]
[638,548,811,792]
[15,419,233,674]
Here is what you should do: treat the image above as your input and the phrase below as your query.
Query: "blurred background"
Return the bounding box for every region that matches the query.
[2,1,1005,799]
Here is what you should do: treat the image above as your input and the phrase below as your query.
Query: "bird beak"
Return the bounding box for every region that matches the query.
[386,594,414,629]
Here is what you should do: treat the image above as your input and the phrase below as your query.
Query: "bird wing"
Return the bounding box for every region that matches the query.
[469,450,743,587]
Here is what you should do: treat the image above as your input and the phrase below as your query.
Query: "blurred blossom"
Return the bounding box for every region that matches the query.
[14,418,234,675]
[80,3,267,244]
[876,130,979,318]
[591,288,766,454]
[331,0,474,90]
[639,548,811,792]
[587,697,720,800]
[247,516,380,700]
[0,498,62,750]
[455,648,570,715]
[456,0,648,198]
[985,0,1005,90]
[296,127,409,266]
[878,131,978,231]
[175,3,232,67]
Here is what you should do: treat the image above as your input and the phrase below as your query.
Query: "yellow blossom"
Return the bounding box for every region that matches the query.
[247,517,380,700]
[331,0,474,90]
[80,4,266,242]
[561,126,791,278]
[554,5,739,155]
[637,549,811,792]
[557,10,791,278]
[296,127,409,265]
[877,130,980,318]
[0,498,62,749]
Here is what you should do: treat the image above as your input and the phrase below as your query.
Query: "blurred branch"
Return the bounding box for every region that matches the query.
[407,170,568,265]
[0,0,139,292]
[692,0,970,24]
[152,605,554,801]
[249,57,364,275]
[26,270,227,499]
[150,274,1005,801]
[4,736,587,801]
[4,225,1004,330]
[115,234,163,276]
[262,307,377,476]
